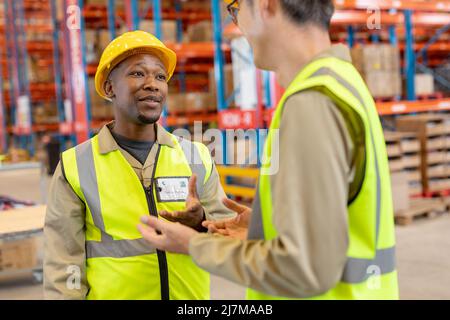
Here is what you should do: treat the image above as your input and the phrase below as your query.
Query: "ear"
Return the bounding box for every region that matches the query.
[103,78,115,100]
[259,0,277,19]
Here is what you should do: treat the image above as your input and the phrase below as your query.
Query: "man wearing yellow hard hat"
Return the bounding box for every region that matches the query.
[43,30,234,300]
[138,0,399,300]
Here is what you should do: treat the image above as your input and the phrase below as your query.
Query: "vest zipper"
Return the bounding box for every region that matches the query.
[143,145,170,300]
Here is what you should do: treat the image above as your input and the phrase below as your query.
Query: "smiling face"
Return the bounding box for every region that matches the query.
[103,53,169,125]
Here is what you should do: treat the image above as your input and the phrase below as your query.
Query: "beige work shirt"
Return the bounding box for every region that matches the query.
[43,122,234,299]
[189,44,364,298]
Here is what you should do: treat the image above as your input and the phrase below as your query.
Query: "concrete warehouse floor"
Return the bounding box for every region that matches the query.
[1,167,449,300]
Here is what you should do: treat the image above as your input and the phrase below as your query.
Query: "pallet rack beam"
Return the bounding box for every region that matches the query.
[377,98,450,115]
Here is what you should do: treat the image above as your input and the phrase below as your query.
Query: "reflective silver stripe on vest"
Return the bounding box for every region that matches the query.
[342,246,396,283]
[178,138,206,197]
[86,238,155,258]
[75,140,156,258]
[76,141,111,242]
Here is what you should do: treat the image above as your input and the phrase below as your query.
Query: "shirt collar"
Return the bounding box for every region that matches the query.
[298,44,353,75]
[97,121,176,155]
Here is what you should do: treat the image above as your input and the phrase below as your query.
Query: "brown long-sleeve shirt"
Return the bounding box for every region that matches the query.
[189,45,364,298]
[43,122,234,299]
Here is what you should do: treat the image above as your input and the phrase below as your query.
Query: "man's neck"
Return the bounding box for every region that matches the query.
[111,120,156,142]
[273,25,332,88]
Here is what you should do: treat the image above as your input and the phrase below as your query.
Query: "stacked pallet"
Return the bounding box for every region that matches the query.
[384,130,448,225]
[396,114,450,196]
[384,131,422,196]
[395,198,446,226]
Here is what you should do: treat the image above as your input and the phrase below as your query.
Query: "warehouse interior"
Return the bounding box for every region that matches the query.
[0,0,449,300]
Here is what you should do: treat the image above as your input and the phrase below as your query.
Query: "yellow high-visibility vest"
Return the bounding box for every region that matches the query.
[247,56,399,300]
[62,133,213,300]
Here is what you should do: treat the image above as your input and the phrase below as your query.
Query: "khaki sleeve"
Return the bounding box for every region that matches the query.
[189,91,353,298]
[43,162,88,299]
[200,161,236,221]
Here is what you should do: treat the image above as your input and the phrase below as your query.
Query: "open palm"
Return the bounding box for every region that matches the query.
[202,198,251,240]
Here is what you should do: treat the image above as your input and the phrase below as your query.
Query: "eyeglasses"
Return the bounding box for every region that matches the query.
[227,0,240,25]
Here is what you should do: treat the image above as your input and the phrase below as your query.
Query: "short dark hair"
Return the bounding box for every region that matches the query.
[247,0,335,29]
[279,0,335,29]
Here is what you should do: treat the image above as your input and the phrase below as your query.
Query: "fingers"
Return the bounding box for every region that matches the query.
[202,219,227,230]
[188,174,200,199]
[223,198,248,214]
[137,222,158,240]
[140,215,168,233]
[186,202,202,213]
[206,224,229,236]
[159,210,181,223]
[138,219,165,247]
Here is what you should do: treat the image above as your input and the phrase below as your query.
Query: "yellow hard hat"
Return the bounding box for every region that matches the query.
[223,0,238,6]
[94,30,177,100]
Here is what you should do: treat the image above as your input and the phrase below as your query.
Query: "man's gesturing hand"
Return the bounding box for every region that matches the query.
[202,198,251,240]
[159,174,205,230]
[138,216,197,254]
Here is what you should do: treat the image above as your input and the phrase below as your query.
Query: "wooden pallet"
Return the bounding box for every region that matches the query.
[395,198,446,226]
[416,92,444,101]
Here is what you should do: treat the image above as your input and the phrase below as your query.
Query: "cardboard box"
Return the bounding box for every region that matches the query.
[98,30,112,54]
[139,20,177,42]
[89,78,104,107]
[27,56,54,83]
[89,78,113,119]
[0,238,38,272]
[380,44,400,71]
[209,64,234,108]
[351,44,400,73]
[390,171,410,212]
[186,21,213,42]
[33,102,58,124]
[415,74,435,96]
[185,92,213,112]
[167,93,187,114]
[352,45,402,98]
[365,71,401,98]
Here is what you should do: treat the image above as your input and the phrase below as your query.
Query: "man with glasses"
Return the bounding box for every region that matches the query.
[138,0,399,300]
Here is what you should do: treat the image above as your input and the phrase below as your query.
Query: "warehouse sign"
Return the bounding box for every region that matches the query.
[218,110,257,129]
[65,1,89,143]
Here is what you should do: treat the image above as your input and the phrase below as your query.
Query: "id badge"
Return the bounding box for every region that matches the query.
[155,177,189,202]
